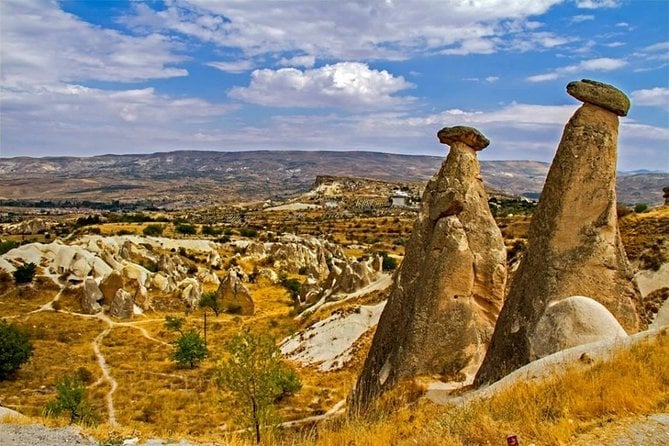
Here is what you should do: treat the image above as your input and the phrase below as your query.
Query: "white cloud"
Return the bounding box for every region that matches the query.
[1,82,233,156]
[527,57,627,82]
[206,60,255,73]
[571,14,595,23]
[485,76,500,83]
[576,0,621,9]
[278,55,316,68]
[1,0,187,86]
[121,0,567,60]
[631,88,669,109]
[228,63,415,110]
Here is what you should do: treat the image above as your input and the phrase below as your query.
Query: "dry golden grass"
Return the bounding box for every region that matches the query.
[291,330,669,446]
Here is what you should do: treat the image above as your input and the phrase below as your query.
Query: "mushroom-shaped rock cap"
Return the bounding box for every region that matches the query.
[437,125,490,150]
[567,79,630,117]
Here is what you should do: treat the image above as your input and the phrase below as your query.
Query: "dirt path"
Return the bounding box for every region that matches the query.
[92,323,117,426]
[19,288,171,428]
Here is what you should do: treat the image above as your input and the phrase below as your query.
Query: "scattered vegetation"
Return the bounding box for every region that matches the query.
[0,239,18,255]
[379,252,397,271]
[172,329,208,369]
[174,223,197,235]
[13,262,37,284]
[634,203,649,213]
[0,321,33,380]
[216,330,302,444]
[142,223,164,236]
[43,374,97,426]
[199,291,222,316]
[239,227,259,238]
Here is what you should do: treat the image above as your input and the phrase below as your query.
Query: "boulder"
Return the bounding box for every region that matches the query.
[475,80,642,386]
[217,269,254,315]
[178,278,201,309]
[134,285,151,311]
[80,278,103,314]
[530,296,627,359]
[99,271,124,306]
[437,125,490,150]
[566,79,631,116]
[350,125,507,414]
[109,289,133,319]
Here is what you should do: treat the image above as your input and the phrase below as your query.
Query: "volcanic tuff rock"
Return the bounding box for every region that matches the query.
[566,79,631,117]
[349,126,507,414]
[530,296,627,359]
[109,289,134,319]
[81,278,103,314]
[217,268,254,315]
[475,80,643,386]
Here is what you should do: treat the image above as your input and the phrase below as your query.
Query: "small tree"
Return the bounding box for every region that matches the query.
[217,330,301,444]
[0,321,33,380]
[164,315,185,333]
[379,252,397,271]
[172,329,208,369]
[175,223,197,235]
[199,291,222,316]
[13,262,37,284]
[43,374,97,425]
[201,225,221,236]
[143,224,164,236]
[634,203,648,213]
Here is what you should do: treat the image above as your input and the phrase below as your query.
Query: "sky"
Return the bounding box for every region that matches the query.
[0,0,668,171]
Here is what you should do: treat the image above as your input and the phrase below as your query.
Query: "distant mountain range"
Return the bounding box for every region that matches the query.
[0,150,666,207]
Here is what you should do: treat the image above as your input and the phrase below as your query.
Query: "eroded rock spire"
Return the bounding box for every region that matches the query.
[349,126,507,414]
[475,79,643,386]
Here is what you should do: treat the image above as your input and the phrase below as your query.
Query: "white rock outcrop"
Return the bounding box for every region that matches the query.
[529,296,628,359]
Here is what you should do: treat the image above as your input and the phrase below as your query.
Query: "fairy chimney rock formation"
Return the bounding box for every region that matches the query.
[349,126,506,415]
[475,80,642,387]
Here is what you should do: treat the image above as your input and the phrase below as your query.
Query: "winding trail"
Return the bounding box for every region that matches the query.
[17,286,171,428]
[92,324,117,426]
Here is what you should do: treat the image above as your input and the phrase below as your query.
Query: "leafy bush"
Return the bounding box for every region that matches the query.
[216,330,301,443]
[634,203,648,213]
[164,315,185,333]
[175,223,197,235]
[201,225,222,236]
[199,291,222,316]
[379,252,397,271]
[0,321,33,380]
[13,262,37,284]
[142,224,164,236]
[0,240,18,255]
[172,329,208,369]
[43,374,97,425]
[280,276,302,301]
[239,227,258,238]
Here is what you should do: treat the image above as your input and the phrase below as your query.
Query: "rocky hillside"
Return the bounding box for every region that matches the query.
[0,151,665,207]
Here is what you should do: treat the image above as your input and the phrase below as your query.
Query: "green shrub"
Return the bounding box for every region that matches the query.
[201,225,221,236]
[216,330,301,444]
[13,262,37,284]
[172,329,208,368]
[0,240,18,255]
[175,223,197,235]
[199,291,222,316]
[379,252,397,271]
[634,203,648,213]
[0,321,33,380]
[43,374,97,425]
[142,224,164,237]
[239,227,258,238]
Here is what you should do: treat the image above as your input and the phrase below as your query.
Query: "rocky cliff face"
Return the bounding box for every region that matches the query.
[475,80,643,386]
[349,126,507,414]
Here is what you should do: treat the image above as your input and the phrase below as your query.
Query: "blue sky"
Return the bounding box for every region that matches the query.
[1,0,667,171]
